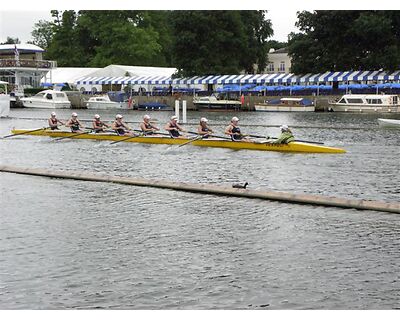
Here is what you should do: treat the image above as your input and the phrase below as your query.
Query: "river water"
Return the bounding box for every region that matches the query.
[0,108,399,309]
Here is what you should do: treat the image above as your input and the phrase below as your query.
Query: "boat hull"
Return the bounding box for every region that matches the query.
[10,129,346,153]
[255,104,315,112]
[377,118,400,128]
[137,103,172,111]
[194,103,241,111]
[20,99,71,109]
[328,104,399,113]
[87,102,130,109]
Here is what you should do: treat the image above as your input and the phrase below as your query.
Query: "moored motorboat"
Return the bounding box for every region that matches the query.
[255,97,315,112]
[10,129,346,153]
[377,118,400,128]
[20,90,71,109]
[86,95,133,109]
[328,94,400,112]
[193,93,241,111]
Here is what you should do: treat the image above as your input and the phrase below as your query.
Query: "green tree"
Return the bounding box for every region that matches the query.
[288,10,400,73]
[45,10,87,66]
[1,37,20,44]
[30,20,54,49]
[239,11,274,73]
[170,10,273,76]
[76,11,162,67]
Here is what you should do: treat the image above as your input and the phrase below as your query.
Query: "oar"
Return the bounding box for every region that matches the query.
[245,134,268,139]
[53,130,93,141]
[178,135,205,148]
[109,133,142,145]
[187,131,231,141]
[245,133,324,145]
[131,129,171,137]
[1,127,50,139]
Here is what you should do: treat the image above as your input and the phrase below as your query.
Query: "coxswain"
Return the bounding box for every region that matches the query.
[65,112,84,133]
[197,117,213,137]
[92,114,109,133]
[225,117,250,141]
[111,114,133,136]
[165,115,186,138]
[140,115,159,135]
[48,112,64,130]
[273,125,295,144]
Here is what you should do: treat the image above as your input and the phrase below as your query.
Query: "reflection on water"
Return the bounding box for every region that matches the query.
[0,109,399,309]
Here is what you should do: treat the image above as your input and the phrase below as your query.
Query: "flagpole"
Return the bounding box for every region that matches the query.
[14,44,20,67]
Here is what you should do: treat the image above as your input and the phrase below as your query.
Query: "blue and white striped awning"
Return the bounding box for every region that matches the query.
[75,70,400,86]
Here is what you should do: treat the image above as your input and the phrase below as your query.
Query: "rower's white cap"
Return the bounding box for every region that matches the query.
[280,124,289,131]
[144,114,151,120]
[116,114,123,119]
[171,115,178,120]
[71,112,78,117]
[51,112,56,116]
[200,117,208,122]
[231,116,239,122]
[94,114,100,119]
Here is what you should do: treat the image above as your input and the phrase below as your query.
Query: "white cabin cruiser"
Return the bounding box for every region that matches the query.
[86,95,132,110]
[20,90,71,109]
[193,93,241,110]
[255,97,315,112]
[328,94,400,112]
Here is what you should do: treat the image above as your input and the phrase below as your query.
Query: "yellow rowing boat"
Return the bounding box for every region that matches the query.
[10,129,346,153]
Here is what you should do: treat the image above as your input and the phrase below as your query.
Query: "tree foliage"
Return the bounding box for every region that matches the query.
[30,20,54,49]
[170,10,273,76]
[29,10,273,74]
[1,37,20,44]
[288,11,400,73]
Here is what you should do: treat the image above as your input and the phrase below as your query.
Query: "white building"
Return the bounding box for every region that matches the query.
[0,44,56,94]
[265,48,291,74]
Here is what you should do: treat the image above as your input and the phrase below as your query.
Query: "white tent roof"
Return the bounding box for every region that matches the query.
[42,67,101,84]
[43,65,176,85]
[84,64,177,78]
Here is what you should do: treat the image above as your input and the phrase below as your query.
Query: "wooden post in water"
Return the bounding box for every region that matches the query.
[175,100,180,121]
[182,100,187,124]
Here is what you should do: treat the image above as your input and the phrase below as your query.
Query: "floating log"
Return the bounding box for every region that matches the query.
[0,165,399,214]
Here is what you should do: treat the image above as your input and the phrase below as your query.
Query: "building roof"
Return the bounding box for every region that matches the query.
[42,67,101,84]
[0,44,45,52]
[270,47,289,54]
[84,64,177,78]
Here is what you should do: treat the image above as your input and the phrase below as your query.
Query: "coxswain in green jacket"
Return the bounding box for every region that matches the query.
[273,125,295,144]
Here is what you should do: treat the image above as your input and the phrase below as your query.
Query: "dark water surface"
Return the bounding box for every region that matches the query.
[0,109,399,309]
